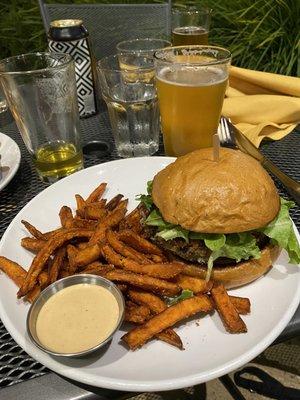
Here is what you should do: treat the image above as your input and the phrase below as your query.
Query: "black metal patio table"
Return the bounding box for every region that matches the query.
[0,109,299,400]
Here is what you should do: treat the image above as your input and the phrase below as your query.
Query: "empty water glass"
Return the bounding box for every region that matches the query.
[97,54,160,158]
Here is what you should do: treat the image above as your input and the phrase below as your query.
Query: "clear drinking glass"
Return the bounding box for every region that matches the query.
[0,82,8,113]
[0,52,83,183]
[172,6,212,46]
[116,38,171,58]
[154,45,231,157]
[97,54,160,158]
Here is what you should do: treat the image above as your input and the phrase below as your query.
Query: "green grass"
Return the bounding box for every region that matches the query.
[0,0,298,76]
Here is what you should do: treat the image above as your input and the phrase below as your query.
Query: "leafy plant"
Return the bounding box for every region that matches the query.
[0,0,298,75]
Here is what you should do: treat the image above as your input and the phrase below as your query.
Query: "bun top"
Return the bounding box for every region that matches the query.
[152,148,280,233]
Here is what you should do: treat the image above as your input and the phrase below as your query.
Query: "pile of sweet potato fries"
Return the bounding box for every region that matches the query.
[0,182,251,350]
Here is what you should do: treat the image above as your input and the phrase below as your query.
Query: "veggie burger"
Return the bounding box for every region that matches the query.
[138,148,300,288]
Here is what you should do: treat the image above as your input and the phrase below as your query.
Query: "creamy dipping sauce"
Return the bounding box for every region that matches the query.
[36,284,119,353]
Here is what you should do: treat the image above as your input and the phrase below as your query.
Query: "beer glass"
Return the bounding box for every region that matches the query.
[172,7,212,46]
[97,54,160,158]
[154,45,231,156]
[0,52,83,183]
[117,38,171,58]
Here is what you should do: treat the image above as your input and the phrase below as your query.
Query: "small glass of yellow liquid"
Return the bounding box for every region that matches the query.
[0,52,83,183]
[33,141,83,183]
[172,6,212,46]
[154,46,231,157]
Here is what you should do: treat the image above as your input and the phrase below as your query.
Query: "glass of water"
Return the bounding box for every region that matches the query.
[97,54,160,158]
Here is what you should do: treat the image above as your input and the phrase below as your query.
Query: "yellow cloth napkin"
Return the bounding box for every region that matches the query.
[222,66,300,147]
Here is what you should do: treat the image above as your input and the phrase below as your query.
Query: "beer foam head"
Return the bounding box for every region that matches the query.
[157,65,227,87]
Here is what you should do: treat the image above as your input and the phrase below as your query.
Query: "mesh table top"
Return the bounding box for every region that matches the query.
[0,110,299,388]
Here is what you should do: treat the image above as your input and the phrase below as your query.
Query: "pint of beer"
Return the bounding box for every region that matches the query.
[154,46,231,156]
[172,7,212,46]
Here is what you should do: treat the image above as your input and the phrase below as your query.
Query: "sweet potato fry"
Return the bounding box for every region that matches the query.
[76,242,89,250]
[176,275,213,294]
[104,270,180,296]
[121,259,183,279]
[211,284,247,333]
[157,329,183,349]
[86,182,107,203]
[105,194,123,211]
[119,204,148,233]
[102,245,182,279]
[59,206,73,228]
[116,284,127,293]
[48,247,66,284]
[89,225,107,245]
[122,295,213,350]
[80,262,114,275]
[75,194,86,211]
[229,296,251,315]
[18,228,93,297]
[146,254,166,263]
[72,217,98,230]
[106,230,149,263]
[21,237,45,253]
[102,244,123,266]
[177,263,206,278]
[25,286,42,303]
[101,200,128,228]
[0,256,26,287]
[77,205,108,221]
[67,244,79,274]
[38,270,49,287]
[41,227,64,240]
[125,301,151,324]
[88,199,107,208]
[59,269,70,279]
[21,220,45,240]
[128,290,165,312]
[128,290,183,349]
[0,257,49,303]
[73,243,102,269]
[118,230,164,256]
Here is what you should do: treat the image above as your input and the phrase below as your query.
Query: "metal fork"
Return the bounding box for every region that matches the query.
[218,116,300,206]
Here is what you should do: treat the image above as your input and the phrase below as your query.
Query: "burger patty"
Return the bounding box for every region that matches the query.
[145,227,269,265]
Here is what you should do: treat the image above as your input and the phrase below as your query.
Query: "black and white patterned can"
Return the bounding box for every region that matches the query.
[48,19,98,117]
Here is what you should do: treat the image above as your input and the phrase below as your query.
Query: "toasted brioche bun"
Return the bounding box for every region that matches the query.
[152,148,280,233]
[180,244,280,289]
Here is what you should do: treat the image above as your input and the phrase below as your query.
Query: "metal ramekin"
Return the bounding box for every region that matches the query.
[26,274,125,358]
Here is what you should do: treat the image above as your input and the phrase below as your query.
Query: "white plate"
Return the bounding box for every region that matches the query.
[0,131,21,191]
[0,157,299,392]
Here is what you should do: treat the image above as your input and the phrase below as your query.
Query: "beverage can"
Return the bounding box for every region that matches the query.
[48,19,98,117]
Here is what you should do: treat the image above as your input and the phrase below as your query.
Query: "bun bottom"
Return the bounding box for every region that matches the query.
[181,244,280,289]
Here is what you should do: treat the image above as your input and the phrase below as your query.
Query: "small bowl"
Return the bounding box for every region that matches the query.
[27,274,125,358]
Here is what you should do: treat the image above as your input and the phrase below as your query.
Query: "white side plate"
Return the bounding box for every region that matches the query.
[0,131,21,191]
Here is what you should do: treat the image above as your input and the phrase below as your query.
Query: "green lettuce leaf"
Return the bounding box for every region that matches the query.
[260,198,300,264]
[135,180,153,210]
[156,227,189,242]
[145,209,170,228]
[193,232,261,280]
[167,289,194,306]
